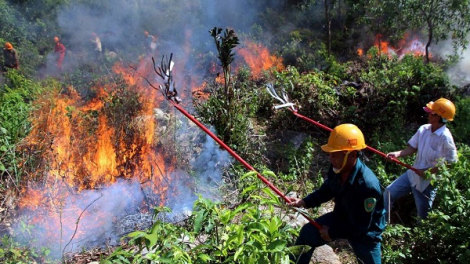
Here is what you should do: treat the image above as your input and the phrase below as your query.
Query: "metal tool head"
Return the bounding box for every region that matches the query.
[153,53,181,103]
[266,83,297,111]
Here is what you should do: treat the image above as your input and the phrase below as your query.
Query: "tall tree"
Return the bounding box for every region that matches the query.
[365,0,470,62]
[323,0,332,57]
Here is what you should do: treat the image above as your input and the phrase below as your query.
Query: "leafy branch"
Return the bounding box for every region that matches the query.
[209,27,240,104]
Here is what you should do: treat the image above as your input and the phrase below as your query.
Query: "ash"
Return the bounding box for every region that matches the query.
[115,212,154,237]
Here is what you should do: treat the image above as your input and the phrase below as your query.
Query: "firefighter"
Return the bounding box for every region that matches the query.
[384,98,457,221]
[2,42,19,72]
[288,124,386,264]
[54,37,66,71]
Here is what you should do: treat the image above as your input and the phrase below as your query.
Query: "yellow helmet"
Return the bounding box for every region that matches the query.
[425,98,455,121]
[321,124,367,152]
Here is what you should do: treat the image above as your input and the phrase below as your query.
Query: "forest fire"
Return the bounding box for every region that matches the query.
[238,39,285,79]
[192,40,284,99]
[14,57,176,257]
[12,34,281,258]
[21,63,167,194]
[358,33,428,59]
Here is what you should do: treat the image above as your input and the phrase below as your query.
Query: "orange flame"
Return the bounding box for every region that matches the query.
[357,48,363,57]
[358,33,428,59]
[238,40,285,79]
[20,57,172,212]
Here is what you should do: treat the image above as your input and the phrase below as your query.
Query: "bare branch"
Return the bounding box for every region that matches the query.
[62,193,103,260]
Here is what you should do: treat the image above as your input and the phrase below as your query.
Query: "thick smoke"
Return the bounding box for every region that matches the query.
[12,126,232,258]
[13,0,272,258]
[165,129,231,220]
[13,180,144,259]
[49,0,282,74]
[433,36,470,87]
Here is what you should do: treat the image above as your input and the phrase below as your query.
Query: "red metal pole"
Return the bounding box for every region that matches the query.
[169,100,322,230]
[289,109,419,173]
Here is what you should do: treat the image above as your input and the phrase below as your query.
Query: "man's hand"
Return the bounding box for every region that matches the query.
[287,197,306,208]
[387,151,400,159]
[319,225,332,241]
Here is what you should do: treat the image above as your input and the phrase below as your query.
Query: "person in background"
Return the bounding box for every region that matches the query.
[90,32,102,60]
[54,37,66,71]
[2,42,19,72]
[288,124,386,264]
[144,30,156,55]
[384,98,457,221]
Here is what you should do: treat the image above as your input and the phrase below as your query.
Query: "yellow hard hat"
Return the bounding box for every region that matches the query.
[424,98,455,121]
[4,42,13,50]
[321,124,367,152]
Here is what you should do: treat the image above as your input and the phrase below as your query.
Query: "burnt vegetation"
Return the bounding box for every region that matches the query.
[0,0,470,263]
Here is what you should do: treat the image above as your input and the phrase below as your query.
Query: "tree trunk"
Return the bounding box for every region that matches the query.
[324,0,331,57]
[425,17,433,63]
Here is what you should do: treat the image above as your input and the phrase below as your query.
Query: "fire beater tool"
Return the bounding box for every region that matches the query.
[148,54,322,230]
[266,83,420,174]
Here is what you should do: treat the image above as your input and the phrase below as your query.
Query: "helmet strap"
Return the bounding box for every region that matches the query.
[332,151,351,174]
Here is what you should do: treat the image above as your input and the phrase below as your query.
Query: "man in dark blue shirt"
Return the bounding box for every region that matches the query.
[289,124,386,264]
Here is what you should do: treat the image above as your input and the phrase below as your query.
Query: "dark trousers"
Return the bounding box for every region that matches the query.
[292,212,382,264]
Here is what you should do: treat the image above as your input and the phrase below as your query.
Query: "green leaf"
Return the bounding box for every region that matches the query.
[233,202,253,214]
[268,217,281,234]
[241,185,257,195]
[261,188,280,204]
[241,170,258,180]
[197,253,212,261]
[234,246,244,260]
[262,170,277,178]
[144,232,159,248]
[126,231,146,239]
[252,240,263,250]
[237,225,245,244]
[267,239,287,251]
[247,222,268,235]
[194,209,205,233]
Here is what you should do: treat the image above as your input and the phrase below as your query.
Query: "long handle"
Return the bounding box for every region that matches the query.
[169,100,322,230]
[289,109,419,173]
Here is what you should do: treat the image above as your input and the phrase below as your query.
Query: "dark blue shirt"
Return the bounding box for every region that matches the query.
[303,158,386,241]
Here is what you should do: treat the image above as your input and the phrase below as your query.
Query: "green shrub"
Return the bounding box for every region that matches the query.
[194,76,266,164]
[382,144,470,263]
[449,96,470,145]
[0,235,53,264]
[0,71,44,181]
[270,65,342,131]
[105,170,300,264]
[408,145,470,263]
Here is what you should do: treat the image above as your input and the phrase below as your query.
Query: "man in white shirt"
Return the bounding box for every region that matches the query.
[384,98,457,221]
[91,33,102,59]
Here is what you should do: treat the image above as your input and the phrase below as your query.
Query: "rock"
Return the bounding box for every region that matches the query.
[311,244,342,264]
